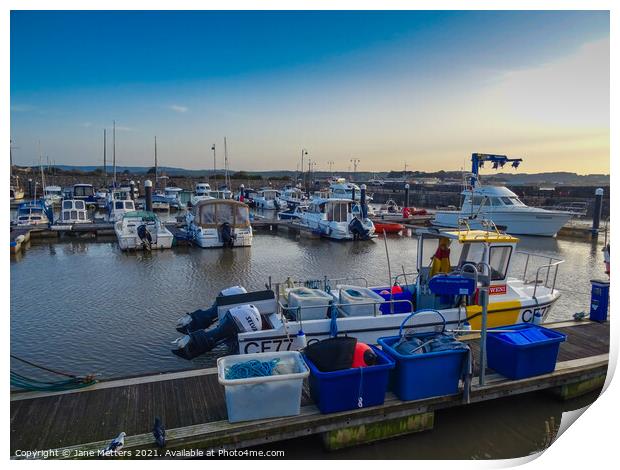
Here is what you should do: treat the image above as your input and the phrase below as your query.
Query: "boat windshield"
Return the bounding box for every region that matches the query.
[197,202,250,227]
[74,186,94,197]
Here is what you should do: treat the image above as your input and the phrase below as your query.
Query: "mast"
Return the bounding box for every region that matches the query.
[103,129,107,187]
[154,136,158,191]
[38,141,46,192]
[113,120,117,187]
[224,137,229,188]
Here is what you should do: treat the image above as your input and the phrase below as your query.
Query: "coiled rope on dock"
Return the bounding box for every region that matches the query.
[10,354,97,391]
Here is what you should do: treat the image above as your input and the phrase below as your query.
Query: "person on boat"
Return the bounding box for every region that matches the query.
[402,206,411,218]
[430,237,451,277]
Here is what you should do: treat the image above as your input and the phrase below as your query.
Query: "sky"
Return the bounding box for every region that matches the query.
[10,10,610,174]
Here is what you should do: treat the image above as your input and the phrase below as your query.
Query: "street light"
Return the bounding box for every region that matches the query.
[301,148,308,187]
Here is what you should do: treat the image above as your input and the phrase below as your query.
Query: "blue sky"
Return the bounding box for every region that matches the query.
[10,10,609,173]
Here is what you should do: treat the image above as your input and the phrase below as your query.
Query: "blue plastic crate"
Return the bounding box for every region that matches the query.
[378,334,468,401]
[371,288,413,314]
[487,323,567,380]
[303,344,394,414]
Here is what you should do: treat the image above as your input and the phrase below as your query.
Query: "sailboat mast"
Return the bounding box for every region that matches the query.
[154,136,158,191]
[224,137,229,188]
[113,120,117,187]
[103,129,107,187]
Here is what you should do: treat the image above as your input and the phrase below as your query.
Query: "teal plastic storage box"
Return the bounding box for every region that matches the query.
[303,345,394,414]
[487,324,567,380]
[378,334,468,401]
[217,351,309,423]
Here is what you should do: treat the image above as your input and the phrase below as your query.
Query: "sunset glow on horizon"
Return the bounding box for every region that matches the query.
[10,10,610,174]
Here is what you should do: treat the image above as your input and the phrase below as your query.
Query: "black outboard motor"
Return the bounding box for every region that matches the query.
[172,312,239,359]
[220,222,236,248]
[349,217,371,240]
[172,304,262,360]
[176,286,247,333]
[273,198,280,211]
[137,224,153,250]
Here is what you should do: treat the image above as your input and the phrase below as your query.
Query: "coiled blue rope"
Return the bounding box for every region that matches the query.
[225,359,281,380]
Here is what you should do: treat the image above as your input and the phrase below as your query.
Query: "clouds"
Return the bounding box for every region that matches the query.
[168,104,188,113]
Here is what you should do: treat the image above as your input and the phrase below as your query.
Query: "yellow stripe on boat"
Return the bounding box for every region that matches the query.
[465,300,522,329]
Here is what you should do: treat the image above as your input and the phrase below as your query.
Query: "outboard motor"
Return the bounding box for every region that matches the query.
[273,198,280,211]
[172,304,262,360]
[137,224,153,250]
[220,222,236,248]
[176,286,247,333]
[349,217,371,240]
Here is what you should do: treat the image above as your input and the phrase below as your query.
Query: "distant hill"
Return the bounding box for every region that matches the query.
[19,165,609,186]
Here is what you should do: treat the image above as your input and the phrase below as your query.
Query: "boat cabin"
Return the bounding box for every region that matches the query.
[44,185,63,199]
[72,184,95,200]
[195,183,211,196]
[459,186,526,213]
[193,199,251,229]
[307,198,356,222]
[414,228,519,310]
[61,199,91,223]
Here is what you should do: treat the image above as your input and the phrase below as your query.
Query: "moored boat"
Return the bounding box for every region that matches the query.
[172,225,564,358]
[115,211,173,251]
[297,197,375,240]
[185,199,253,248]
[373,221,405,234]
[432,153,571,236]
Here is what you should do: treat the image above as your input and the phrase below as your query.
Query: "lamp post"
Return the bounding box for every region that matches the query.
[301,148,308,189]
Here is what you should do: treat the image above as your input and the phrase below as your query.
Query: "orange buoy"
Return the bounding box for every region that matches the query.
[352,342,378,368]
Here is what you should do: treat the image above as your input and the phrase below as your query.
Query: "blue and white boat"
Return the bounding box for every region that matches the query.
[14,200,51,226]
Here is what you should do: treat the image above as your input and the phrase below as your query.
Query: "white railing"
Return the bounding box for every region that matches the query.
[514,251,564,297]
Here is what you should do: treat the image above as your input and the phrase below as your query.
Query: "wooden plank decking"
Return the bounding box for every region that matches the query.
[10,320,609,457]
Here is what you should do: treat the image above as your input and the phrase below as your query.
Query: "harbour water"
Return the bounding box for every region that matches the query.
[10,230,606,378]
[10,225,607,459]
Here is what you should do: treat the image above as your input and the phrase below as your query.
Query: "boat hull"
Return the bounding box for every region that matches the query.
[238,290,559,354]
[432,210,571,236]
[190,227,253,248]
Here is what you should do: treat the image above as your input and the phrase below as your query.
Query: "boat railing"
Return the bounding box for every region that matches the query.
[392,272,418,287]
[514,251,564,297]
[278,298,415,320]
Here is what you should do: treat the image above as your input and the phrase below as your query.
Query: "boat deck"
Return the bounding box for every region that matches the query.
[10,320,609,457]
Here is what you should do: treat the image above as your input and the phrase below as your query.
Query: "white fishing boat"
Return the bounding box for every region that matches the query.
[432,153,572,237]
[172,225,564,357]
[115,211,173,251]
[60,199,92,224]
[43,185,63,206]
[190,182,213,206]
[162,187,185,209]
[254,188,285,210]
[95,188,109,208]
[297,197,375,240]
[186,199,253,248]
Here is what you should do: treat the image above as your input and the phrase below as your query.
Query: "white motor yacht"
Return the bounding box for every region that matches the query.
[190,182,214,206]
[297,197,375,240]
[432,154,571,237]
[254,188,285,210]
[185,199,253,248]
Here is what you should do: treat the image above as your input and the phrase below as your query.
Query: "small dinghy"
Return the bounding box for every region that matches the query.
[373,221,405,234]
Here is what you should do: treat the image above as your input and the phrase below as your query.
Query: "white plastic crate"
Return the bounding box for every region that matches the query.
[287,287,333,320]
[217,351,309,423]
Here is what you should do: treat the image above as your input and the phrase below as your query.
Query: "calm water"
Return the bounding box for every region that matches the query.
[10,228,606,459]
